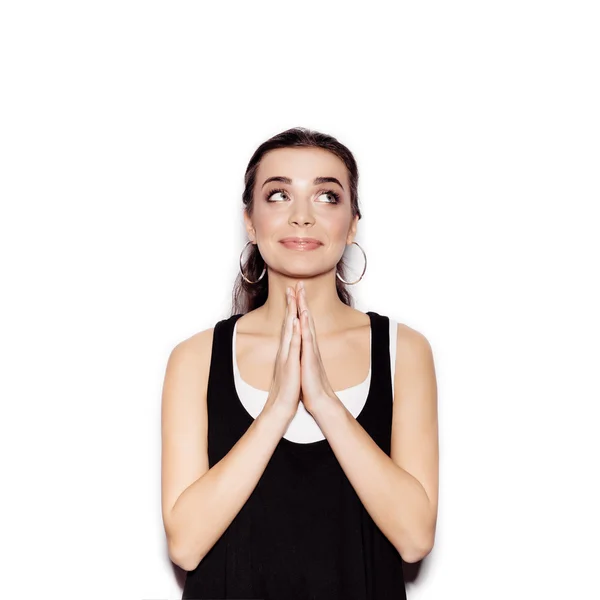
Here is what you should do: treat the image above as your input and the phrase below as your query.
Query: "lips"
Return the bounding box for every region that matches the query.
[279,237,322,245]
[280,238,322,251]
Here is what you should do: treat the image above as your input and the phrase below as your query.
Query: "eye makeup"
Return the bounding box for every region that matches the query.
[265,188,341,204]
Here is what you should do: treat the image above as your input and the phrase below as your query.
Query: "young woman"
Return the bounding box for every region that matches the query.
[161,127,439,599]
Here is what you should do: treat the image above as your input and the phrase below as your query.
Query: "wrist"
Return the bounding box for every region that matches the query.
[307,393,345,423]
[258,403,295,432]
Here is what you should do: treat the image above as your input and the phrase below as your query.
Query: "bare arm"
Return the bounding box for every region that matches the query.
[309,325,439,563]
[161,331,292,572]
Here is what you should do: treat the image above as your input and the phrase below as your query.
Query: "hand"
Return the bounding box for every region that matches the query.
[262,285,302,425]
[293,280,338,416]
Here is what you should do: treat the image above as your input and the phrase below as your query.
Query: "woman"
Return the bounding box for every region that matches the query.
[161,127,439,599]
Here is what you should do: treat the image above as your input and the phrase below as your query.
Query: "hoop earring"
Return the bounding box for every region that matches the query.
[336,241,367,285]
[239,240,266,284]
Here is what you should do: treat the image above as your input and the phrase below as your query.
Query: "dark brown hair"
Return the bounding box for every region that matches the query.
[231,127,362,316]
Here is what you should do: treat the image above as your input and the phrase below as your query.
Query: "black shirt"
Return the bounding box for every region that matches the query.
[182,311,406,600]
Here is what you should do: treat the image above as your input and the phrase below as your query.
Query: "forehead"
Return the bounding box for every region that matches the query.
[257,147,348,187]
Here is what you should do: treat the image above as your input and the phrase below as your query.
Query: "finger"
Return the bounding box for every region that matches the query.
[295,285,308,337]
[288,290,303,357]
[291,291,302,335]
[293,291,303,332]
[295,282,305,314]
[301,309,312,346]
[303,307,319,355]
[296,285,314,337]
[290,286,299,314]
[288,315,301,360]
[297,285,315,342]
[276,292,288,360]
[286,290,301,362]
[280,288,295,361]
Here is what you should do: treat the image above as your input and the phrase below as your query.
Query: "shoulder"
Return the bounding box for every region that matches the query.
[393,321,432,355]
[166,325,216,378]
[167,310,245,367]
[357,310,433,356]
[386,317,435,373]
[179,326,215,355]
[173,312,244,355]
[390,319,436,386]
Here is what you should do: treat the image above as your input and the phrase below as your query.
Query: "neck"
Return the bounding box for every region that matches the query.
[256,270,351,337]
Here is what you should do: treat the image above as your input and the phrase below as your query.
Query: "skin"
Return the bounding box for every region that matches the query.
[237,147,439,562]
[161,146,438,570]
[242,146,363,338]
[239,146,370,398]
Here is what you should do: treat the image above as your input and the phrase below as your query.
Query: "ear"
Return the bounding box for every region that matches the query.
[243,210,256,242]
[346,214,360,244]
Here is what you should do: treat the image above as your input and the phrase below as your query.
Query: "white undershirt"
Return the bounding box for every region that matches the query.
[232,319,398,444]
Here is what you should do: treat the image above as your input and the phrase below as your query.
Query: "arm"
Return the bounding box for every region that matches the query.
[161,331,291,572]
[310,325,439,563]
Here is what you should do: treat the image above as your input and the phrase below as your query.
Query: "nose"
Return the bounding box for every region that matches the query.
[288,198,315,227]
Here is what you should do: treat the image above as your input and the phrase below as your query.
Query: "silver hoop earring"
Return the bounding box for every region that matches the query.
[239,240,266,284]
[336,241,367,285]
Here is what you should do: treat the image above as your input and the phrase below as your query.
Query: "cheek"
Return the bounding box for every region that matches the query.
[327,216,352,239]
[252,205,286,233]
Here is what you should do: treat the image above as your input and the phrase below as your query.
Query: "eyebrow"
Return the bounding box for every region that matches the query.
[261,176,345,191]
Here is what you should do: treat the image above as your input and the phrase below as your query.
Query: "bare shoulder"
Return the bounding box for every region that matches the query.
[174,326,216,361]
[161,325,216,434]
[391,320,437,414]
[394,321,433,354]
[391,320,437,395]
[161,327,216,407]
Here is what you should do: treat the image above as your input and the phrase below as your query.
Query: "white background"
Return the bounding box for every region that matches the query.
[1,1,599,599]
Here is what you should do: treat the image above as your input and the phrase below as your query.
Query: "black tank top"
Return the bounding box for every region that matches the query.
[182,310,406,600]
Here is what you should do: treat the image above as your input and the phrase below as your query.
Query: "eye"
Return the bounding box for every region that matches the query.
[265,187,341,204]
[265,188,288,202]
[317,190,341,204]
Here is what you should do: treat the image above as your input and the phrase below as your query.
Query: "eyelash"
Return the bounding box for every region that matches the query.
[265,188,341,204]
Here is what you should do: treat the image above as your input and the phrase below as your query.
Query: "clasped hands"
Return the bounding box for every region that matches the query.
[287,281,338,416]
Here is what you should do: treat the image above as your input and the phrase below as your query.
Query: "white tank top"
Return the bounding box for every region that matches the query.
[232,318,399,443]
